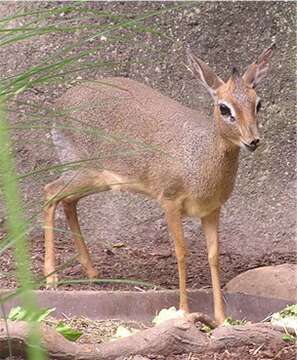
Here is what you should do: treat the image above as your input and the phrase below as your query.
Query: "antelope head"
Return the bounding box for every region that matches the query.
[187,44,275,151]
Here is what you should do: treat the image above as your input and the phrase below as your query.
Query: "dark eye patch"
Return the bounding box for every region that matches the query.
[219,104,231,116]
[256,101,262,113]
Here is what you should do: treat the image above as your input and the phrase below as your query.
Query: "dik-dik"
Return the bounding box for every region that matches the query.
[44,44,275,324]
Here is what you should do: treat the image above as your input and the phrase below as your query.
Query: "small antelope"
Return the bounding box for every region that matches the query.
[44,44,275,324]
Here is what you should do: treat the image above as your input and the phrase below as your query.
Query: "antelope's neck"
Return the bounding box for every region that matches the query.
[212,131,240,186]
[181,132,240,218]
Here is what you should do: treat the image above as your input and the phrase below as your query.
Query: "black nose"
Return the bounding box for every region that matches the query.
[247,139,260,151]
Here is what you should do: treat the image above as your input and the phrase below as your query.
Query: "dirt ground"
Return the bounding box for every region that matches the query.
[5,346,297,360]
[3,315,297,360]
[4,341,297,359]
[45,316,297,360]
[4,346,297,360]
[0,2,296,359]
[166,347,296,360]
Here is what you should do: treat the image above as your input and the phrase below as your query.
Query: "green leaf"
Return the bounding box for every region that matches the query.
[282,334,296,342]
[7,306,55,322]
[55,321,82,342]
[279,304,297,318]
[7,306,82,341]
[223,317,247,326]
[34,307,56,322]
[201,324,212,333]
[8,306,27,321]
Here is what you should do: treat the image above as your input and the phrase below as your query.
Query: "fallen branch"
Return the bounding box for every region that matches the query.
[0,313,288,359]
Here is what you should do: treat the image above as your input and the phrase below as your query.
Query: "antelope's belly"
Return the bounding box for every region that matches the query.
[181,194,224,218]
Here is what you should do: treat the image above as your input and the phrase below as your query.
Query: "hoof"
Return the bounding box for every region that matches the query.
[179,304,190,313]
[45,274,59,289]
[215,315,226,326]
[86,268,99,279]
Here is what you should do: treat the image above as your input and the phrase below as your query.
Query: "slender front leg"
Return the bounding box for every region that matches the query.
[201,208,226,324]
[44,200,59,288]
[164,203,189,312]
[63,200,98,279]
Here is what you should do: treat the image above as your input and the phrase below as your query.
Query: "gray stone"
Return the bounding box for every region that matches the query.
[224,264,297,301]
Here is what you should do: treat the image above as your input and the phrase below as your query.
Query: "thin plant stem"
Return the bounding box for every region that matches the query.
[0,87,46,359]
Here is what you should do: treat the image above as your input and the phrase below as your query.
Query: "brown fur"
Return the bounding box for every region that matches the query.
[53,77,240,216]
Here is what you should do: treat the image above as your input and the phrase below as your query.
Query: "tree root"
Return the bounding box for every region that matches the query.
[0,313,287,359]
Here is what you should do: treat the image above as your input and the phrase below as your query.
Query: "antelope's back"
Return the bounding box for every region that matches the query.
[53,77,212,182]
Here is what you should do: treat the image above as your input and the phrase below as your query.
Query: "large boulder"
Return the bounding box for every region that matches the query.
[224,264,297,301]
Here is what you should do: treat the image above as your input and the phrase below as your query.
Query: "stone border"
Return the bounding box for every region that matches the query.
[0,289,292,322]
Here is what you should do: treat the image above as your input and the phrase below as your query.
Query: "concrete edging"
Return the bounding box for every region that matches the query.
[0,289,292,322]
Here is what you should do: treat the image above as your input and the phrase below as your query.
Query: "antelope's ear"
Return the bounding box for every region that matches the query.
[243,43,276,88]
[186,48,224,98]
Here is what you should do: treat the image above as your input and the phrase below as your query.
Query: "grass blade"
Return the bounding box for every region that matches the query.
[0,86,46,359]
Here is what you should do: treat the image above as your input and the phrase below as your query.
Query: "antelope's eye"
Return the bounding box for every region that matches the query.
[219,104,231,117]
[256,101,262,113]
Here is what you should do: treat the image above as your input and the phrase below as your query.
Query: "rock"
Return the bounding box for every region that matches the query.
[224,264,297,301]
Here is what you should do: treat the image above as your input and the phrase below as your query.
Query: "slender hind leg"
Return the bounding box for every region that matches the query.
[62,200,98,279]
[43,170,110,288]
[44,179,65,288]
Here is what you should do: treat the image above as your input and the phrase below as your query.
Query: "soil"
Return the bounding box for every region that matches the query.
[2,315,297,360]
[43,316,297,360]
[4,346,297,360]
[170,346,296,360]
[0,2,296,359]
